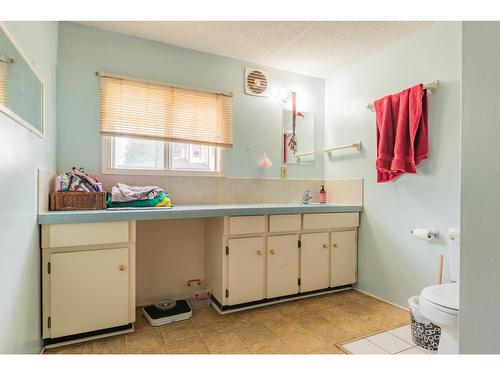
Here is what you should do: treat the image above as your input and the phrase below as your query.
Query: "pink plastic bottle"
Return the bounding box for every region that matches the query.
[319,185,327,203]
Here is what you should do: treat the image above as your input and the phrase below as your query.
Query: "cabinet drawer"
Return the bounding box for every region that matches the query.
[228,216,266,235]
[303,213,359,230]
[43,221,130,248]
[269,214,301,232]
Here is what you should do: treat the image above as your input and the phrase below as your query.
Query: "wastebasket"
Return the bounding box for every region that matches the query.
[408,295,441,351]
[187,279,211,309]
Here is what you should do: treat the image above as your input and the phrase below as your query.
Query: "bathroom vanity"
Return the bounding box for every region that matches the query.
[205,212,360,311]
[38,203,361,346]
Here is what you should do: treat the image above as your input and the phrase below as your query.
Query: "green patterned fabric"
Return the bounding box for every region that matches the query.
[107,193,170,208]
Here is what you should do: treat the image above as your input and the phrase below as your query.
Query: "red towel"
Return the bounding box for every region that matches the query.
[374,84,428,183]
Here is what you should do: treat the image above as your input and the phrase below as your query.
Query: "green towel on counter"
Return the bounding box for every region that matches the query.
[107,193,171,208]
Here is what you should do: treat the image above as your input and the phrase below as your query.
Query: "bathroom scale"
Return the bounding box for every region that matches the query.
[142,299,192,326]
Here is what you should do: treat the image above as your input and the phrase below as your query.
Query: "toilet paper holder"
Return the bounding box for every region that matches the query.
[410,229,440,239]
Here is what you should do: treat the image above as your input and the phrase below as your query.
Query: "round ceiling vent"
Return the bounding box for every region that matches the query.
[245,68,269,97]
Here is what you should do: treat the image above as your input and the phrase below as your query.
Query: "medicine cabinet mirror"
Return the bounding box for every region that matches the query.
[0,22,44,137]
[282,109,315,165]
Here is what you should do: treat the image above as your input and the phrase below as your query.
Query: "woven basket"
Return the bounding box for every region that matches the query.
[50,192,107,211]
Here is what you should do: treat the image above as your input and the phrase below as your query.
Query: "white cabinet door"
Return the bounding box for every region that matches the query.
[50,248,130,338]
[227,237,265,305]
[300,232,330,293]
[330,230,357,287]
[267,234,299,298]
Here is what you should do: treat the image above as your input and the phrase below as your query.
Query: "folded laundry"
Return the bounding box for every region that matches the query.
[106,193,173,208]
[111,183,165,202]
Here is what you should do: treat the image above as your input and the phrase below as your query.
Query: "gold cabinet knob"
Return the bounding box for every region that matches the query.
[332,243,339,248]
[270,249,276,255]
[322,243,329,249]
[118,265,126,272]
[257,250,263,256]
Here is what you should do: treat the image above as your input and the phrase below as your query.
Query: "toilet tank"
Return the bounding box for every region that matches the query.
[448,228,460,282]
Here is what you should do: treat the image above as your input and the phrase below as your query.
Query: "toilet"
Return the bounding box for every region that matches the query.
[418,228,460,354]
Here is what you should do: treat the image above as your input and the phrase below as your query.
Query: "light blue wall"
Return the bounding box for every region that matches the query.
[460,21,500,354]
[325,22,462,306]
[57,22,325,179]
[0,21,58,353]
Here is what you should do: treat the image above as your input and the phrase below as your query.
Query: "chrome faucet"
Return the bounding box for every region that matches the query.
[299,189,313,204]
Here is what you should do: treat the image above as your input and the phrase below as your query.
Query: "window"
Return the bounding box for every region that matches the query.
[99,72,231,175]
[112,137,165,171]
[103,136,221,174]
[169,142,217,171]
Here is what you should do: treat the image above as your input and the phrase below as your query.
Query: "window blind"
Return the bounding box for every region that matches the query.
[0,61,7,105]
[99,74,233,148]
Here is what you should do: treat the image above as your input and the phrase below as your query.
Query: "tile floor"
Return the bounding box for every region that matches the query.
[44,290,410,354]
[341,325,434,354]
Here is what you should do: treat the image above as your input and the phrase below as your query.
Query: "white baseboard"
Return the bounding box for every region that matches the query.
[354,287,409,312]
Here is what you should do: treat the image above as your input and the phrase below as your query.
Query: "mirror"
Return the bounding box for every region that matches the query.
[0,23,44,136]
[282,109,315,165]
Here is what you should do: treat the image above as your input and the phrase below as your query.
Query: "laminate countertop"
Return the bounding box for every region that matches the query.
[37,203,363,225]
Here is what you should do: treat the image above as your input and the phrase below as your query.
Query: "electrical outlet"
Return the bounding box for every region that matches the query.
[280,164,288,178]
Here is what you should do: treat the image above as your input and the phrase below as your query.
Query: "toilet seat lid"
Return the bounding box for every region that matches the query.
[420,283,459,312]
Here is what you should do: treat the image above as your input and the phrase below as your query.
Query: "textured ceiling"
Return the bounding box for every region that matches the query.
[77,21,432,78]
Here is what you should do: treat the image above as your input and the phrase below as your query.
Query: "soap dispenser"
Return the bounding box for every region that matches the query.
[319,185,327,204]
